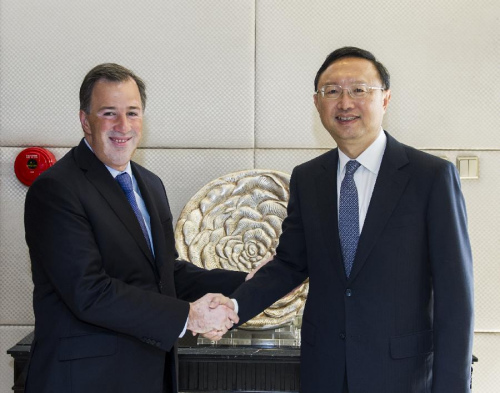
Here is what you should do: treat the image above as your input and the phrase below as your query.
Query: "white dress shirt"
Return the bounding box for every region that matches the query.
[337,129,387,232]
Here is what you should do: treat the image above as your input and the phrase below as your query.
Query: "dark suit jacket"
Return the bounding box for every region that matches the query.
[232,132,474,393]
[24,139,246,393]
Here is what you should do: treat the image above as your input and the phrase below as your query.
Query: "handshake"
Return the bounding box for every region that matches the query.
[186,256,272,341]
[186,293,238,341]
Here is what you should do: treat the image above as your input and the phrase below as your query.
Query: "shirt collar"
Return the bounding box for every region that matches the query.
[338,128,387,175]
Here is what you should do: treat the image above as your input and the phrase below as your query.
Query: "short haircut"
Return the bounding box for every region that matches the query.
[314,47,390,91]
[79,63,147,113]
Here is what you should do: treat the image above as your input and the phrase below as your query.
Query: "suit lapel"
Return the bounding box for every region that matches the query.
[314,150,347,285]
[348,133,410,282]
[74,140,155,267]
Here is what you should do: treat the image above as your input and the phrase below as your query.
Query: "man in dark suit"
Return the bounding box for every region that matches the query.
[24,63,247,393]
[228,47,474,392]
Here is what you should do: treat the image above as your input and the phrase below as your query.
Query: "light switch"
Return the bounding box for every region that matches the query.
[456,156,479,179]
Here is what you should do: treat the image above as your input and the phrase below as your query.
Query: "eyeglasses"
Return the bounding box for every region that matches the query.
[316,84,385,99]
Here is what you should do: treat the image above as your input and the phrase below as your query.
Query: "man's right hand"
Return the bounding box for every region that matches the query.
[187,293,239,340]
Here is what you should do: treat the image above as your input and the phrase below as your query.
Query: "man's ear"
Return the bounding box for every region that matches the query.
[79,110,91,136]
[382,89,392,112]
[313,93,320,112]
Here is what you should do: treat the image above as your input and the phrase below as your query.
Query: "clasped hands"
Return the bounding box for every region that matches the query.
[187,257,273,341]
[186,293,237,341]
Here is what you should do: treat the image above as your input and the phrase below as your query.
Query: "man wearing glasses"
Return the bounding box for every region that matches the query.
[228,47,474,392]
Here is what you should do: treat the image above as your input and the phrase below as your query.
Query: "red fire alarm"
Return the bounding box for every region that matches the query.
[14,147,56,186]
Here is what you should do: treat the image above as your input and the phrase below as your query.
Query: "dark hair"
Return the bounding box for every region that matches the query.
[314,47,390,91]
[79,63,147,113]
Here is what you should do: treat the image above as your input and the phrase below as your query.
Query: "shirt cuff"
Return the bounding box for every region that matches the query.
[179,317,188,338]
[231,298,239,314]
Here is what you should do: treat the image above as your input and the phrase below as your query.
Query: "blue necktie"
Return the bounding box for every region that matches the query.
[116,172,151,251]
[339,160,361,278]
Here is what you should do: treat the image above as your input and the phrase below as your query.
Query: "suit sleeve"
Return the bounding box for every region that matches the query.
[428,162,474,392]
[151,169,247,302]
[173,259,247,302]
[230,166,310,323]
[25,175,189,352]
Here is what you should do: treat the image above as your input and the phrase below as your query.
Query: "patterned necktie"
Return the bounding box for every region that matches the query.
[339,160,361,278]
[115,172,151,251]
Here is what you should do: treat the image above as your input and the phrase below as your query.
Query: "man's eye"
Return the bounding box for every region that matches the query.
[103,112,115,116]
[352,86,368,94]
[325,87,339,95]
[128,112,139,117]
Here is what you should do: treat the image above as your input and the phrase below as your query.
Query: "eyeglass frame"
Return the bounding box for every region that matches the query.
[316,83,386,99]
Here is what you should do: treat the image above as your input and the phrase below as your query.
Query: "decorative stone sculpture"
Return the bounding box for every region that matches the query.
[175,169,308,329]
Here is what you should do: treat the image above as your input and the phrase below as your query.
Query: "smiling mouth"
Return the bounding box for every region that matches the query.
[110,137,132,143]
[336,116,359,121]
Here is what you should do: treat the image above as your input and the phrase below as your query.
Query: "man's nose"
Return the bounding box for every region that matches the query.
[114,114,129,132]
[337,89,355,110]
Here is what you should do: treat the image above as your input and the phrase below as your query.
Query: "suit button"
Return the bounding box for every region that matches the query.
[339,332,346,340]
[345,288,353,297]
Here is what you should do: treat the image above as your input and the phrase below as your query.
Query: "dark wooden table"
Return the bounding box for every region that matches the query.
[7,332,301,393]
